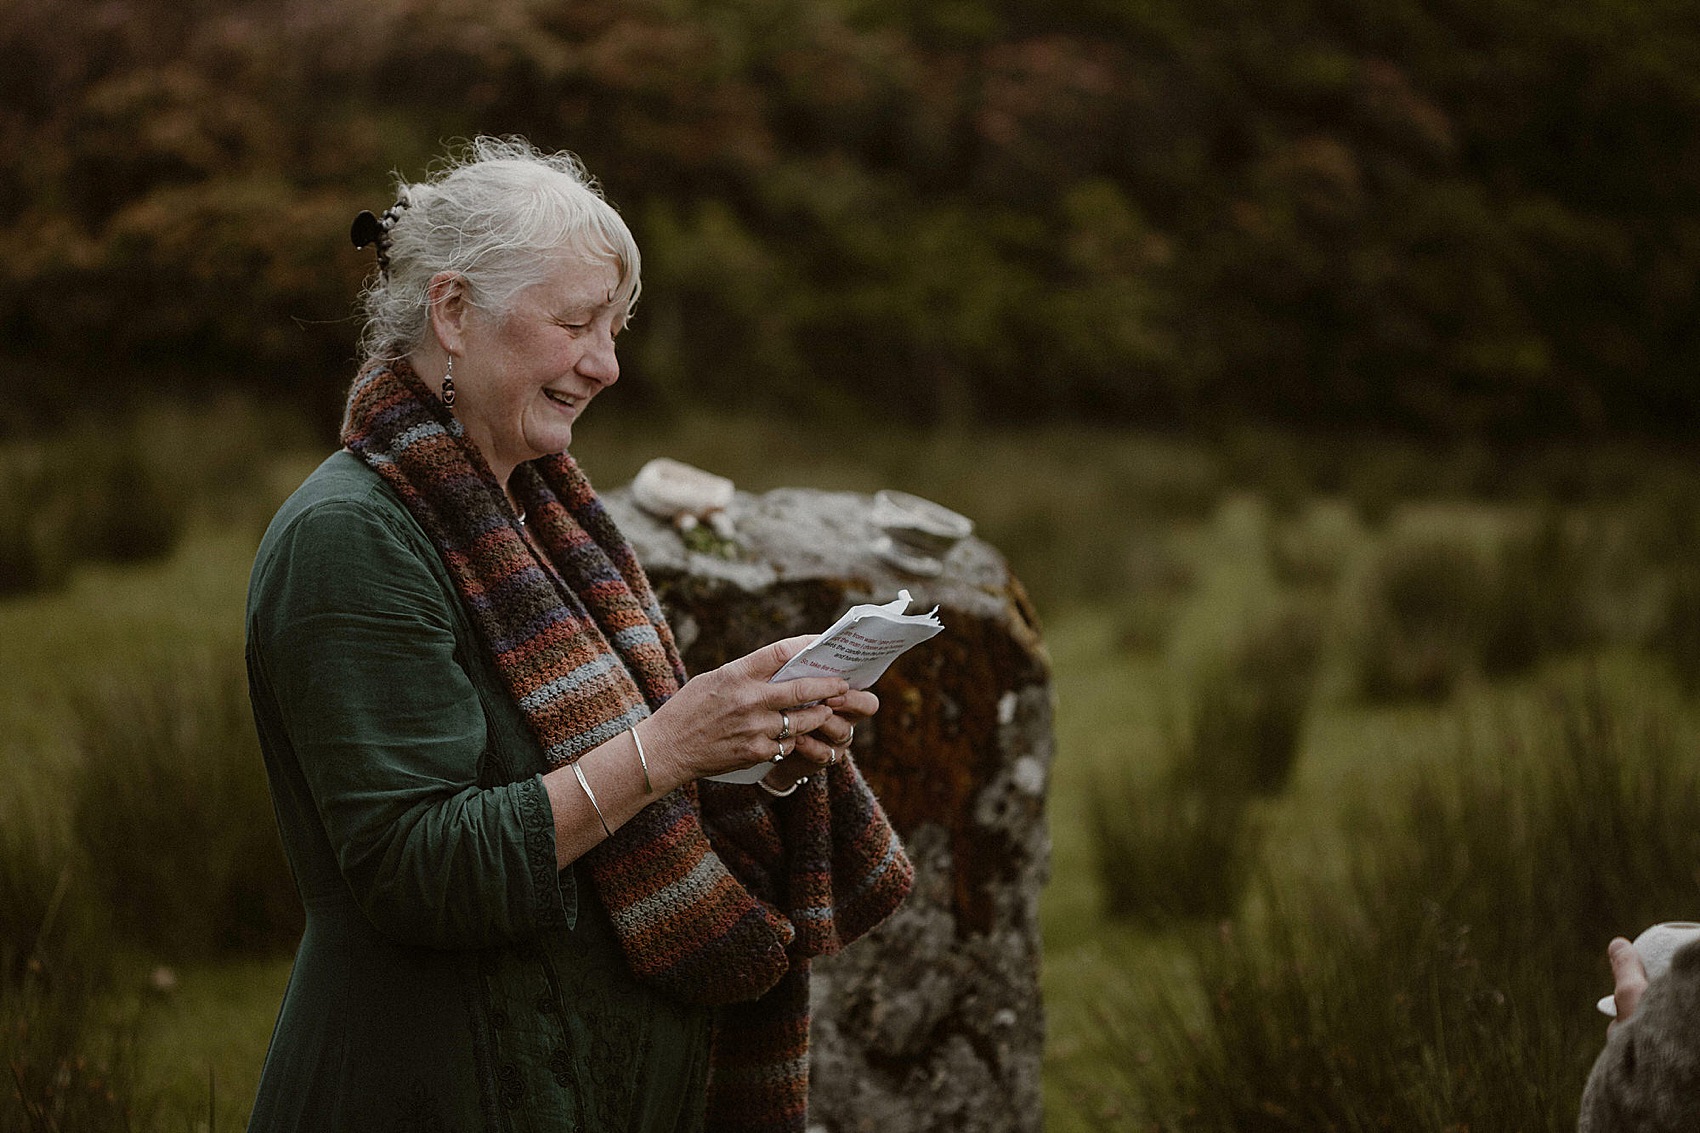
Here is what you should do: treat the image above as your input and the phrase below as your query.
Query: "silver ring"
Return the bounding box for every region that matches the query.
[774,741,787,763]
[776,711,792,743]
[828,747,841,766]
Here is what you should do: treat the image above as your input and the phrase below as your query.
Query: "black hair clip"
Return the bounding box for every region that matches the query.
[350,197,411,274]
[350,210,384,251]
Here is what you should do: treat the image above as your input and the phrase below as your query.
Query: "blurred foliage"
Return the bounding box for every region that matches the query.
[4,0,1700,437]
[69,648,301,959]
[0,429,189,596]
[1178,599,1324,795]
[1091,682,1700,1132]
[1090,777,1259,927]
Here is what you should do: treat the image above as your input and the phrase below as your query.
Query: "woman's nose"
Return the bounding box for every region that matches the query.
[577,330,619,386]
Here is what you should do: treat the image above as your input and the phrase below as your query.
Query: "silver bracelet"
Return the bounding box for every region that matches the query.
[629,725,654,795]
[758,774,808,799]
[573,761,612,837]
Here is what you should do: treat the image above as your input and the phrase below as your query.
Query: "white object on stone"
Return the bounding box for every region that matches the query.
[1012,756,1047,797]
[631,458,735,530]
[870,490,974,577]
[1597,921,1700,1016]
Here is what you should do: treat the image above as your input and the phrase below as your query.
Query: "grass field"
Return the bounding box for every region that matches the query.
[5,409,1699,1129]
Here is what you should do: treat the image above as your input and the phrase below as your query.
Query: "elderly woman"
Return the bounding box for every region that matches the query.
[244,137,913,1132]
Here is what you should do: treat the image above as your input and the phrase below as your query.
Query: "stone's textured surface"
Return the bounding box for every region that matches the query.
[607,486,1053,1133]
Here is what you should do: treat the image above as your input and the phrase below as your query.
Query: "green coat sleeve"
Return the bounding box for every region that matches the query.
[249,495,574,949]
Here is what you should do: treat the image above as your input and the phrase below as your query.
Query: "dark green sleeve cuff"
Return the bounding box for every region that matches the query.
[516,773,576,932]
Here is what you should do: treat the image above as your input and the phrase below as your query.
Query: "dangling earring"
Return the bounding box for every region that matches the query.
[440,356,457,407]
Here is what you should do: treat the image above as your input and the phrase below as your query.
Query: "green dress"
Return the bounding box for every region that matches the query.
[244,451,711,1133]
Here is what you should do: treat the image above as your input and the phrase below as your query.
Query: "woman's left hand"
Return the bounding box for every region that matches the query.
[761,690,878,794]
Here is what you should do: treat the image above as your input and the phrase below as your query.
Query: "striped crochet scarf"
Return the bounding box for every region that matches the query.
[341,361,913,1132]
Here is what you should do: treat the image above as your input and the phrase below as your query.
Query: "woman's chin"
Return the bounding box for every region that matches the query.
[524,423,576,458]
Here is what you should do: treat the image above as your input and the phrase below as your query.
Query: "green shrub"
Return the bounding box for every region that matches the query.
[1089,777,1259,927]
[0,807,145,1131]
[1176,603,1324,796]
[0,455,74,598]
[69,650,299,959]
[1653,566,1700,693]
[1090,604,1321,926]
[0,425,193,597]
[1354,515,1614,701]
[52,432,190,565]
[1353,532,1496,701]
[1092,683,1700,1132]
[1480,512,1602,677]
[1266,500,1361,591]
[0,809,106,990]
[2,968,147,1131]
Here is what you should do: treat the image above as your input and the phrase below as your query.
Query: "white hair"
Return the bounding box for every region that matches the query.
[358,136,641,361]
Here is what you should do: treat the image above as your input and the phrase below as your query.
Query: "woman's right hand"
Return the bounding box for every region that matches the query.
[640,635,850,787]
[1606,937,1650,1031]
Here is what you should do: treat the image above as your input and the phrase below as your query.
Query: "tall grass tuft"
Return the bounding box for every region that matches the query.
[1353,532,1496,701]
[1090,683,1700,1131]
[0,806,146,1130]
[1175,602,1324,796]
[0,428,189,596]
[1090,605,1321,925]
[1480,512,1599,676]
[1089,779,1259,927]
[68,650,300,960]
[2,967,147,1131]
[0,809,106,990]
[61,436,188,565]
[1654,566,1700,694]
[0,450,74,597]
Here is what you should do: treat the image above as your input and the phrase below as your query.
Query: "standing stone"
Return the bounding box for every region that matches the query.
[606,486,1053,1133]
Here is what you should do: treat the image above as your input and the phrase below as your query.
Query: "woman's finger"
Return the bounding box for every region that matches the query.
[822,690,879,719]
[807,717,855,748]
[764,703,837,740]
[763,675,851,711]
[787,732,840,768]
[727,636,821,679]
[1609,937,1649,1025]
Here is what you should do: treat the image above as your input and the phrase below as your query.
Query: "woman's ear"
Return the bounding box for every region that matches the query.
[425,271,472,356]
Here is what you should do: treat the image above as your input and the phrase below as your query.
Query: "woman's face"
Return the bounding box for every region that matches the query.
[450,254,624,482]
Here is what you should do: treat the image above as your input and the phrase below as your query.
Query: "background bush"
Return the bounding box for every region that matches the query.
[1176,602,1324,796]
[1091,683,1700,1131]
[0,805,145,1131]
[68,650,299,959]
[1090,777,1259,928]
[1353,531,1498,701]
[6,0,1700,439]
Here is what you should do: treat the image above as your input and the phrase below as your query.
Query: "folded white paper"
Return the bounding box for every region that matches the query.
[708,590,944,784]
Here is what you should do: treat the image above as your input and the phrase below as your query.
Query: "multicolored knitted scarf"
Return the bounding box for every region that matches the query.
[341,361,913,1132]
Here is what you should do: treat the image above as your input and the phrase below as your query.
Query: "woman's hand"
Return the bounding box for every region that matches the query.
[1607,937,1650,1032]
[760,688,879,794]
[641,636,850,788]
